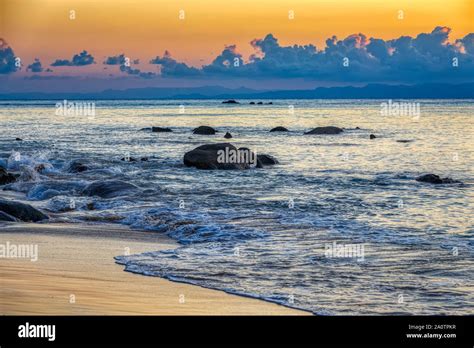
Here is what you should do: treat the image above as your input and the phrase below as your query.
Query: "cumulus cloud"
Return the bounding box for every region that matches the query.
[26,58,43,72]
[149,27,474,82]
[104,53,155,78]
[119,64,155,79]
[0,39,18,74]
[150,50,201,77]
[104,54,126,65]
[51,50,95,66]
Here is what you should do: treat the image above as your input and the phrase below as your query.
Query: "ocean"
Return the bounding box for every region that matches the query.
[0,99,473,314]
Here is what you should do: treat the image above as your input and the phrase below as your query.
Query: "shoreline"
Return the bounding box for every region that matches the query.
[0,222,307,315]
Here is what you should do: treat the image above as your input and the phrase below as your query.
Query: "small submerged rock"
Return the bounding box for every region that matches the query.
[193,126,217,135]
[152,127,172,133]
[34,163,50,173]
[66,160,88,173]
[397,139,413,143]
[416,174,460,184]
[257,102,263,105]
[304,126,344,135]
[82,180,139,198]
[0,199,49,222]
[270,126,289,132]
[249,101,255,105]
[121,156,138,162]
[369,134,377,139]
[256,154,279,168]
[224,132,233,139]
[15,137,22,141]
[0,167,19,185]
[222,99,239,104]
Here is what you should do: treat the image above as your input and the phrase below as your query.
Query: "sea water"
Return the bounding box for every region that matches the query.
[0,99,472,314]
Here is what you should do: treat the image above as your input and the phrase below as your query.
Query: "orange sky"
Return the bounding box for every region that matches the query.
[1,0,473,73]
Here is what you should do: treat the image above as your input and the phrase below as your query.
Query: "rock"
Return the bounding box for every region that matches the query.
[270,126,289,132]
[256,154,279,168]
[0,199,49,222]
[0,167,18,185]
[222,99,239,104]
[121,156,138,162]
[369,134,376,139]
[184,143,254,170]
[66,160,88,173]
[257,102,263,105]
[0,210,18,222]
[152,127,172,133]
[140,157,149,162]
[304,126,344,135]
[397,140,413,143]
[193,126,217,135]
[224,132,233,139]
[249,102,255,105]
[267,102,273,105]
[82,180,139,198]
[416,174,460,184]
[355,127,360,129]
[34,164,48,173]
[15,137,22,141]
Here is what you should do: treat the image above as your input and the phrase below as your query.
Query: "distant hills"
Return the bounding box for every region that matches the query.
[1,83,473,100]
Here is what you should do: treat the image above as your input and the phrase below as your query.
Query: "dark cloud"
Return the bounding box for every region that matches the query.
[0,39,19,74]
[26,58,43,73]
[104,54,126,65]
[150,50,201,77]
[149,27,474,83]
[51,50,95,66]
[119,64,155,79]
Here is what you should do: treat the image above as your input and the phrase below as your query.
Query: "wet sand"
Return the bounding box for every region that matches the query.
[0,223,307,315]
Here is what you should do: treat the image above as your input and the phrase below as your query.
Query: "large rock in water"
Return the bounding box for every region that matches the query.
[82,180,139,198]
[0,211,18,222]
[270,126,289,132]
[222,99,239,104]
[304,126,343,135]
[193,126,217,135]
[0,199,49,222]
[0,167,18,185]
[184,143,253,170]
[256,154,279,168]
[416,174,460,184]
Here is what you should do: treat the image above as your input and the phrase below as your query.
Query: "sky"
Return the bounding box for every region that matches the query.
[1,0,473,92]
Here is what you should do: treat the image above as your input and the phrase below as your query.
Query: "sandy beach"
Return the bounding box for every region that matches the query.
[0,222,306,315]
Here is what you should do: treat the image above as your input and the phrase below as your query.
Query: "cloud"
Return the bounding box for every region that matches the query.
[149,27,474,83]
[0,39,19,74]
[119,64,155,79]
[51,50,95,66]
[104,54,154,78]
[104,54,126,65]
[150,50,201,77]
[26,58,43,73]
